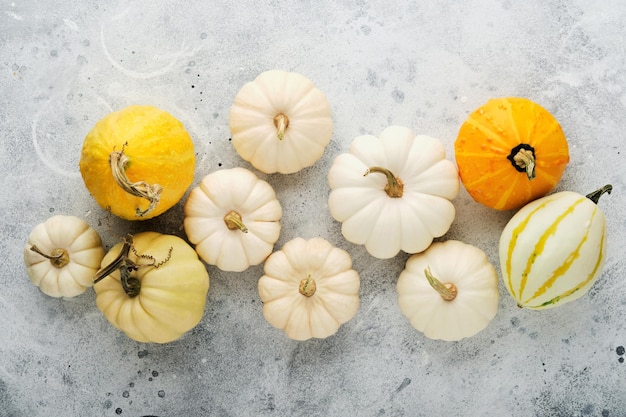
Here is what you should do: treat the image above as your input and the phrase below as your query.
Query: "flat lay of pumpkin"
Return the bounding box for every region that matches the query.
[22,68,613,344]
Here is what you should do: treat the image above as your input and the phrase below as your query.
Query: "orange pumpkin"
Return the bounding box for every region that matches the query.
[79,105,195,220]
[454,97,569,211]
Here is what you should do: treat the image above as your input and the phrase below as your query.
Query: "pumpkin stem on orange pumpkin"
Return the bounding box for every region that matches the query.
[364,166,404,198]
[109,149,163,217]
[299,274,317,297]
[508,145,536,180]
[224,210,249,233]
[585,184,612,204]
[273,113,290,140]
[30,245,70,268]
[424,267,457,301]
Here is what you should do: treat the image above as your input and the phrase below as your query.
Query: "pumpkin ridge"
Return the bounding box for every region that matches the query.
[287,122,330,148]
[505,98,524,148]
[493,175,528,210]
[308,294,336,323]
[527,118,563,150]
[337,193,383,226]
[523,206,597,305]
[237,180,273,211]
[400,196,439,239]
[517,197,586,301]
[286,84,319,115]
[71,247,105,269]
[363,200,403,256]
[461,164,513,189]
[404,159,452,188]
[465,118,513,153]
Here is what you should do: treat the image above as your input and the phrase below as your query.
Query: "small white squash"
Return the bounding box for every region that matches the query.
[258,237,360,341]
[499,185,611,309]
[229,69,333,174]
[184,167,282,272]
[24,215,105,298]
[328,126,460,259]
[397,240,499,341]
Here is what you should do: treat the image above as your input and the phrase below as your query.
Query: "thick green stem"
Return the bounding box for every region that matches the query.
[586,184,612,204]
[299,274,316,297]
[364,166,404,198]
[424,267,457,301]
[30,245,70,268]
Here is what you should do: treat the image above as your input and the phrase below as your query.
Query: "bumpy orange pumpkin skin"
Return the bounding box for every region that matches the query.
[79,105,195,220]
[454,97,569,211]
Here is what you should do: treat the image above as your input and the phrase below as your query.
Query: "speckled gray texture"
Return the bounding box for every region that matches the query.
[1,0,625,416]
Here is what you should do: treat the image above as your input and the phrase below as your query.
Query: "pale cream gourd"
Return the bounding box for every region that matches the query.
[328,126,459,259]
[258,237,360,341]
[184,168,283,272]
[24,215,105,298]
[229,70,333,174]
[499,185,611,309]
[93,232,210,343]
[397,240,499,341]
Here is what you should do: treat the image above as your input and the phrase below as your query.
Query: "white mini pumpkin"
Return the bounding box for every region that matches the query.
[328,126,459,259]
[397,240,499,341]
[229,70,333,174]
[258,237,360,341]
[499,185,611,309]
[184,167,283,272]
[24,215,105,298]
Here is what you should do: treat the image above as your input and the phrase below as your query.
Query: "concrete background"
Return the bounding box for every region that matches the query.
[1,0,625,415]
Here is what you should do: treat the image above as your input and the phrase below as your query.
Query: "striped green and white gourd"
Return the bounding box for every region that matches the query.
[498,185,612,310]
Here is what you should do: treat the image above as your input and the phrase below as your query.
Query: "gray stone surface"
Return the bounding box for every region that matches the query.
[1,0,625,415]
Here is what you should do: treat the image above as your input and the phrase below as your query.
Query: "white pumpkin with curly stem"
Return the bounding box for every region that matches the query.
[397,240,499,341]
[328,126,459,259]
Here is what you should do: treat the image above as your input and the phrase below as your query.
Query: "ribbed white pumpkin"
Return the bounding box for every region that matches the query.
[328,126,459,259]
[258,237,360,341]
[184,167,282,272]
[229,70,333,174]
[24,215,105,298]
[499,185,611,309]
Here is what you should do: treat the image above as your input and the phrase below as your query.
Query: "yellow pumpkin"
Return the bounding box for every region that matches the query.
[79,105,195,220]
[93,232,209,343]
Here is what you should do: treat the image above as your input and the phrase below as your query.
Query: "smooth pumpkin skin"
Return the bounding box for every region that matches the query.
[397,240,499,341]
[455,97,569,210]
[499,191,606,309]
[79,105,196,220]
[94,232,209,343]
